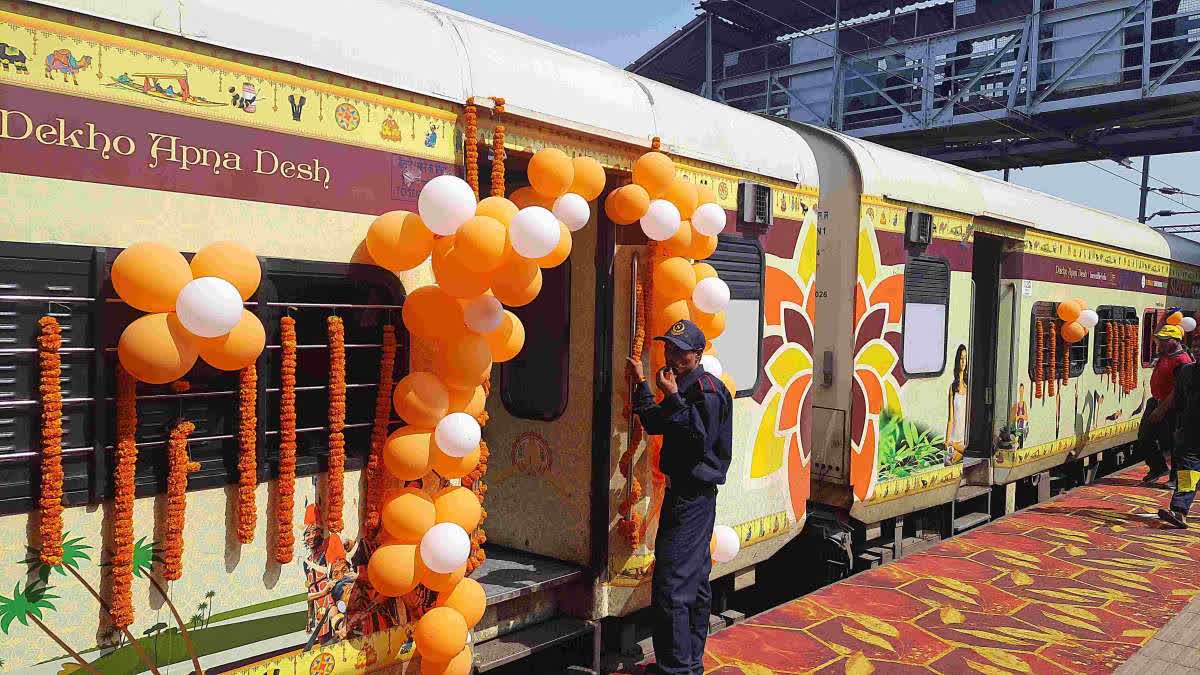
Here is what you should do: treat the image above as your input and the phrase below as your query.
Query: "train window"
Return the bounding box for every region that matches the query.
[1094,306,1139,373]
[0,243,405,515]
[1141,309,1166,366]
[501,262,570,421]
[708,235,764,396]
[902,255,950,377]
[1029,302,1089,380]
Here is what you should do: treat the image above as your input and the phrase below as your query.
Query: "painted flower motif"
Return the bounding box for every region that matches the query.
[848,220,906,502]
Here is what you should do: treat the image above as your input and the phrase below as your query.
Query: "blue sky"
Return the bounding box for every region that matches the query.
[432,1,1200,227]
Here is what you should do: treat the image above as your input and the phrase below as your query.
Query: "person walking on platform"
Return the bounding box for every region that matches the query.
[1148,359,1199,528]
[1140,324,1192,487]
[626,319,733,675]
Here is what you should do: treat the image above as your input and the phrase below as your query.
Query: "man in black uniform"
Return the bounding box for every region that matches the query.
[626,319,733,675]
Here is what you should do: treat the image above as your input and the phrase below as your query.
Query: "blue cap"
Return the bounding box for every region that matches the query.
[654,319,707,351]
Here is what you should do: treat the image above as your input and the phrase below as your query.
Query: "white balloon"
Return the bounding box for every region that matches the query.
[464,295,504,333]
[434,412,481,458]
[711,525,739,564]
[175,277,243,338]
[418,175,477,236]
[419,522,470,574]
[1183,316,1198,333]
[553,193,591,232]
[1077,309,1100,330]
[692,277,731,314]
[692,202,727,237]
[700,355,723,379]
[640,199,681,241]
[510,207,561,259]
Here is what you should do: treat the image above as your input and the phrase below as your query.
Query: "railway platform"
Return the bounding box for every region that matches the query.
[622,465,1200,674]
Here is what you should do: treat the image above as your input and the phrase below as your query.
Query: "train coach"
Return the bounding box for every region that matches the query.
[0,0,1196,673]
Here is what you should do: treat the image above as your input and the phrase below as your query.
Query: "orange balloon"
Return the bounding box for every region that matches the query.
[509,186,554,210]
[704,340,715,355]
[435,578,486,628]
[686,231,718,260]
[118,313,199,384]
[661,220,694,258]
[198,309,265,371]
[403,286,465,340]
[654,257,698,303]
[393,372,450,427]
[413,607,468,662]
[536,223,572,269]
[528,148,574,198]
[368,544,420,597]
[437,333,493,389]
[365,211,435,272]
[569,156,606,201]
[1056,300,1082,323]
[434,486,482,532]
[453,216,507,273]
[383,427,434,481]
[697,184,719,205]
[190,241,261,300]
[417,559,467,593]
[1075,299,1088,311]
[491,254,543,307]
[693,262,717,282]
[1167,311,1184,326]
[633,151,675,198]
[663,180,699,220]
[447,386,486,417]
[382,488,436,544]
[651,300,691,340]
[692,308,726,339]
[476,196,519,226]
[605,184,650,225]
[420,647,473,675]
[720,372,736,392]
[485,311,526,363]
[430,444,480,479]
[1061,321,1087,343]
[112,242,192,313]
[432,238,492,299]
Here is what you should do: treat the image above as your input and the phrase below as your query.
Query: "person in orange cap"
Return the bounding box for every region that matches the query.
[301,501,328,633]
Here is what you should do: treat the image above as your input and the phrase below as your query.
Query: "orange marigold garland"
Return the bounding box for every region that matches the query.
[163,420,198,581]
[1061,334,1070,386]
[276,316,299,564]
[1034,318,1044,399]
[364,324,398,536]
[237,365,258,544]
[1132,322,1140,390]
[618,258,648,546]
[1047,320,1057,398]
[111,364,138,629]
[464,98,479,199]
[1106,321,1115,387]
[490,97,506,197]
[326,316,347,533]
[37,316,64,566]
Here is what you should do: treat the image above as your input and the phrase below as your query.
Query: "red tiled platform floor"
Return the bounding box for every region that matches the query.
[623,465,1200,674]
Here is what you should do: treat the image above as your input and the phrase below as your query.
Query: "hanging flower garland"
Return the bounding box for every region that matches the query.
[326,316,347,533]
[1132,323,1140,391]
[163,420,198,581]
[1034,319,1044,399]
[618,259,648,547]
[1061,335,1069,386]
[37,316,64,566]
[1106,321,1115,387]
[465,98,479,199]
[111,365,138,629]
[275,316,298,564]
[1047,320,1057,398]
[490,97,506,198]
[364,324,398,536]
[237,365,258,544]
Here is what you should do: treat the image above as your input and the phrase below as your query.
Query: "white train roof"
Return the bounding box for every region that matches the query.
[31,0,819,187]
[795,124,1173,261]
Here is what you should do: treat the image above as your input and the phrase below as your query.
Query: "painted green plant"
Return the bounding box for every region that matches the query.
[877,410,948,480]
[0,581,98,673]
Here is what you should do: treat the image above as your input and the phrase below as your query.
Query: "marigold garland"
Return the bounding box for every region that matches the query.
[1132,323,1140,391]
[490,97,506,198]
[1047,320,1057,398]
[364,324,398,536]
[1061,333,1070,386]
[1034,319,1044,399]
[1106,321,1116,387]
[464,98,479,199]
[276,316,299,564]
[170,380,191,394]
[326,316,347,533]
[163,420,198,581]
[237,365,258,544]
[37,316,64,566]
[110,365,138,629]
[618,258,649,547]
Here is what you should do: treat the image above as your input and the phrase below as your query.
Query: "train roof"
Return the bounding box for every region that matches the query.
[792,123,1176,262]
[30,0,819,188]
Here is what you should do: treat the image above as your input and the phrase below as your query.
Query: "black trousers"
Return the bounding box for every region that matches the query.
[1138,398,1176,479]
[1171,450,1200,515]
[652,483,717,675]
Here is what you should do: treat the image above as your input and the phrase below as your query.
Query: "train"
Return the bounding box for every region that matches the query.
[0,0,1196,672]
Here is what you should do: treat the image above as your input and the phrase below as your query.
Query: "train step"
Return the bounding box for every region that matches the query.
[472,545,588,643]
[955,485,991,503]
[474,616,596,672]
[953,511,991,534]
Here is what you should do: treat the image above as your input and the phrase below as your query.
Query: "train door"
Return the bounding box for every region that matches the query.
[968,234,1005,457]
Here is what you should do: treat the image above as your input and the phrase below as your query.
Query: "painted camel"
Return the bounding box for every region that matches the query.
[45,49,92,85]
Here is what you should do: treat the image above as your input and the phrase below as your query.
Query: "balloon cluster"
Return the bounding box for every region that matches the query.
[113,242,265,383]
[1056,299,1096,343]
[607,151,736,392]
[363,149,603,673]
[710,524,739,565]
[1162,309,1198,333]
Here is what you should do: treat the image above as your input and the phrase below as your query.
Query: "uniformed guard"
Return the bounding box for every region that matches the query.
[626,318,733,675]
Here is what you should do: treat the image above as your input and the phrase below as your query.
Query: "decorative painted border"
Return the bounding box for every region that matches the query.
[994,418,1141,469]
[858,463,964,507]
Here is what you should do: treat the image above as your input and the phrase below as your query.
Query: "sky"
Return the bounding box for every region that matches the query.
[430,1,1200,229]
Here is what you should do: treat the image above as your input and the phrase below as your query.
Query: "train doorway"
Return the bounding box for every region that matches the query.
[968,234,1005,457]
